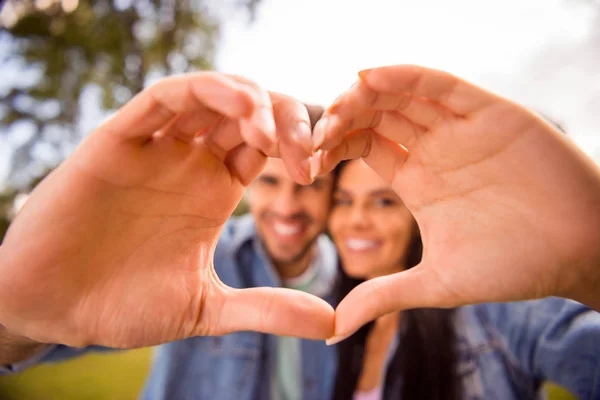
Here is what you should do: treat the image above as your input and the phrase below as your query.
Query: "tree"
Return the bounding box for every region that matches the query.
[0,0,260,241]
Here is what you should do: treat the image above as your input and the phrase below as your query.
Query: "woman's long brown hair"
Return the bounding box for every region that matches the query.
[331,160,460,400]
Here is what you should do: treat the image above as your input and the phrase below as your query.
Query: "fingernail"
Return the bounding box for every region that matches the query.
[309,150,322,181]
[293,121,313,155]
[325,335,348,346]
[358,69,373,81]
[312,117,328,151]
[255,107,276,141]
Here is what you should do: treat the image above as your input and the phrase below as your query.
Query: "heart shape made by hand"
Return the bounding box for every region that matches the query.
[0,66,599,351]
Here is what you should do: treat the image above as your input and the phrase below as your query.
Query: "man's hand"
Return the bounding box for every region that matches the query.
[315,65,600,343]
[0,72,333,350]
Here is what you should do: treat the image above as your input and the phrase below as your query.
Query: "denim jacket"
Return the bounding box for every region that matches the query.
[454,298,600,399]
[3,215,599,399]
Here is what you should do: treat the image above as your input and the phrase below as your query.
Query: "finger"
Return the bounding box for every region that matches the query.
[369,110,428,150]
[224,144,268,186]
[201,92,300,161]
[351,88,455,131]
[317,130,409,184]
[271,93,315,156]
[314,83,430,151]
[99,72,255,141]
[202,117,242,160]
[217,287,334,339]
[156,108,221,144]
[313,82,373,151]
[271,93,318,184]
[317,130,373,174]
[227,75,278,156]
[328,266,457,345]
[204,93,318,179]
[358,65,497,116]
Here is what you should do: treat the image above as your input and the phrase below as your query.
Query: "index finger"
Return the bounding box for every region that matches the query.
[358,65,496,115]
[313,65,498,151]
[97,72,255,142]
[271,94,322,184]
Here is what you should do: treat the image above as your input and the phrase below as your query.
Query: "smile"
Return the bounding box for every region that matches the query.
[345,238,382,251]
[272,221,305,237]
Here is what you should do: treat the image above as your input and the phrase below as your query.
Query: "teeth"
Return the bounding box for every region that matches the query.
[273,222,302,236]
[346,238,379,251]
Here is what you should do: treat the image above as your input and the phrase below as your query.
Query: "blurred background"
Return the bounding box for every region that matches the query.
[0,0,598,398]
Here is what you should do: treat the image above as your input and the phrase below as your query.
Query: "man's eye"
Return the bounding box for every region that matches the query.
[297,180,324,191]
[259,176,278,186]
[333,197,351,206]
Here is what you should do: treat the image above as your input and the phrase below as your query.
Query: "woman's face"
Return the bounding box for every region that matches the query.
[329,160,415,280]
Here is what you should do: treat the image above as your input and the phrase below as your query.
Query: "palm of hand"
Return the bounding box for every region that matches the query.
[401,103,564,307]
[0,129,244,348]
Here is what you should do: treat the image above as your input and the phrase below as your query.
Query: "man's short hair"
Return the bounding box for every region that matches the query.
[304,104,324,130]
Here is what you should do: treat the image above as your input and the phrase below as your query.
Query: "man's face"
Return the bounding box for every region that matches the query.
[247,158,333,267]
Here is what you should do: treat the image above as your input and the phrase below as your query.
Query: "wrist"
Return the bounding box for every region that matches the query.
[0,325,48,365]
[562,226,600,312]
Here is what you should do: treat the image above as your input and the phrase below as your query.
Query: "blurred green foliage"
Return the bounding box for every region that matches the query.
[0,0,259,241]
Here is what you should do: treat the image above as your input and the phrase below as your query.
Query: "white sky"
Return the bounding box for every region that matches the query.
[216,0,600,160]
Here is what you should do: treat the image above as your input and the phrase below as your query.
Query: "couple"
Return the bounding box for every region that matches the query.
[0,66,599,399]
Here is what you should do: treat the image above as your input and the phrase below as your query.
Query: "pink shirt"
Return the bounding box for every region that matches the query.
[353,387,382,400]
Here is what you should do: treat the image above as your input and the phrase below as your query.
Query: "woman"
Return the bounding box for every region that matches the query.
[328,159,600,400]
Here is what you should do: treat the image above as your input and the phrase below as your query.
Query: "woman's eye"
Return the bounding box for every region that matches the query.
[374,198,396,207]
[259,176,278,186]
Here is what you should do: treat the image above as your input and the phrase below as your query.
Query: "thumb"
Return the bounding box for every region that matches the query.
[209,286,335,339]
[328,265,458,345]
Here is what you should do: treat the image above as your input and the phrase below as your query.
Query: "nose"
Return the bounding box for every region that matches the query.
[348,203,370,229]
[271,185,303,218]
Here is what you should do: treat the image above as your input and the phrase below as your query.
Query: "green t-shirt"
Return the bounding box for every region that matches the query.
[270,243,335,400]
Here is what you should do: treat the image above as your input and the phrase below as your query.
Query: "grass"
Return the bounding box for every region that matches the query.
[546,383,578,400]
[0,348,576,399]
[0,348,152,400]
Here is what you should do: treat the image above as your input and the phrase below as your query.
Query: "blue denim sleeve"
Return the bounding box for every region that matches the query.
[0,345,116,375]
[480,297,600,400]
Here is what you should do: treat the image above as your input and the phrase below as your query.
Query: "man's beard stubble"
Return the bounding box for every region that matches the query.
[271,237,320,267]
[260,211,322,268]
